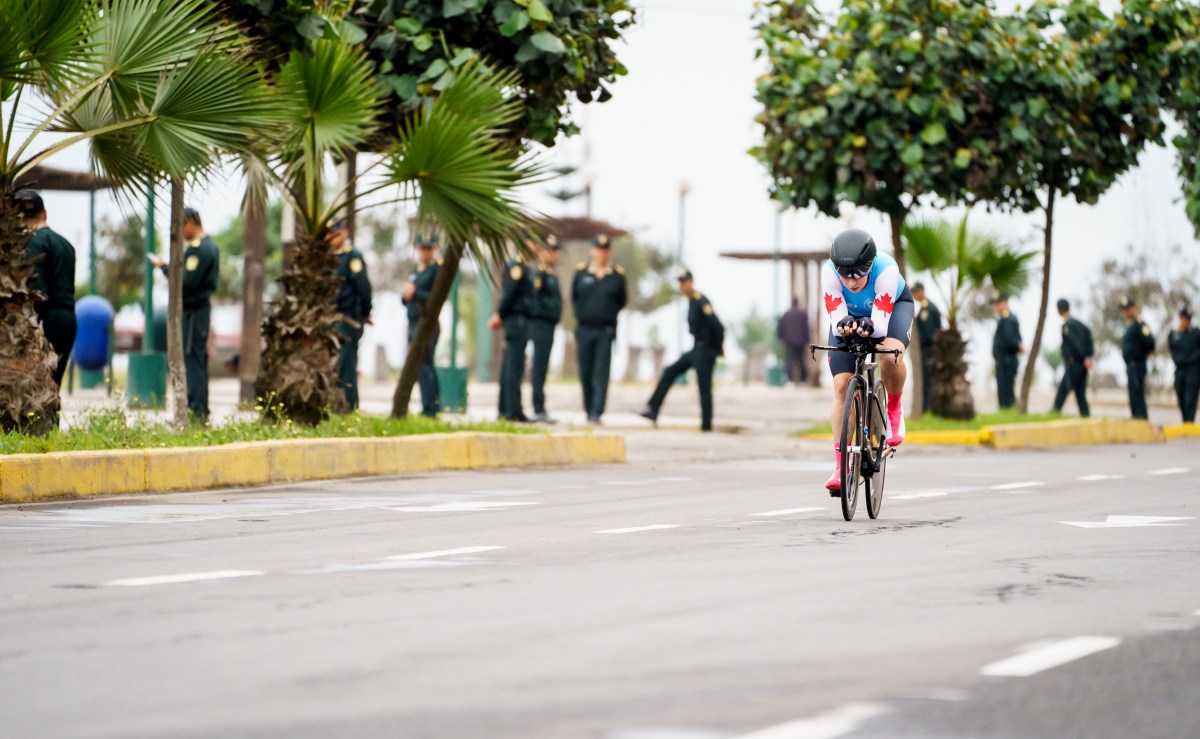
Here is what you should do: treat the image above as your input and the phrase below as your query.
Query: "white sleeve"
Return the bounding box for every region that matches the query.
[821,263,849,328]
[869,262,902,339]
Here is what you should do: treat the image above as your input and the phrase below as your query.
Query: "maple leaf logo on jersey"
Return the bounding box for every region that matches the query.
[824,293,843,313]
[873,293,895,315]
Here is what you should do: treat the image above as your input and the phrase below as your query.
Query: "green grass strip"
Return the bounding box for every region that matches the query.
[1,408,540,455]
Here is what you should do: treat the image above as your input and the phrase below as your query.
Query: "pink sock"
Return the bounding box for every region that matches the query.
[833,444,841,468]
[887,392,903,419]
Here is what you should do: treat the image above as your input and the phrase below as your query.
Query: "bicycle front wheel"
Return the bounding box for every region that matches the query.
[839,376,863,521]
[865,382,888,519]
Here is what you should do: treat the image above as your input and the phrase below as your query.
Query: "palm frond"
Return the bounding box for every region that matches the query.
[902,217,956,272]
[0,0,95,86]
[970,242,1038,296]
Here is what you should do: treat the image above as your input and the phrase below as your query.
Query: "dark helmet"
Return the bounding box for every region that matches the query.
[830,228,877,278]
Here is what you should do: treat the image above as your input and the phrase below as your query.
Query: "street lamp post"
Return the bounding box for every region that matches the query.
[675,182,691,385]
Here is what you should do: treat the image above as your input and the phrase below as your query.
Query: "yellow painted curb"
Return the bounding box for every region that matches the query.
[986,418,1165,449]
[1164,423,1200,439]
[0,432,625,504]
[905,429,988,445]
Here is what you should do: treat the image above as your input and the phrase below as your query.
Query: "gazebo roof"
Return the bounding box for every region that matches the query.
[14,165,113,192]
[720,249,829,264]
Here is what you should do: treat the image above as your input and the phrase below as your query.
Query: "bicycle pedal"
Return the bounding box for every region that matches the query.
[885,447,896,459]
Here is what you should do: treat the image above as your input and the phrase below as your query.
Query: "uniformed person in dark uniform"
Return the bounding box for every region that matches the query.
[1118,296,1155,420]
[329,220,372,411]
[17,189,76,387]
[529,234,563,423]
[1168,305,1200,423]
[912,282,941,412]
[1053,298,1094,417]
[637,269,724,431]
[572,234,627,424]
[150,207,219,421]
[991,291,1023,409]
[489,247,536,422]
[402,231,440,417]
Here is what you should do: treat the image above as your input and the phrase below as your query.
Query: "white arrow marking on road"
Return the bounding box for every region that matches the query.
[981,636,1120,677]
[389,501,537,512]
[594,525,680,534]
[1060,515,1194,528]
[108,570,263,587]
[1078,474,1123,481]
[735,702,889,739]
[991,481,1045,490]
[1148,467,1188,476]
[384,546,504,561]
[751,507,825,517]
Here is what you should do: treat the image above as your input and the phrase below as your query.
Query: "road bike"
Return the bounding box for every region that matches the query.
[810,337,902,521]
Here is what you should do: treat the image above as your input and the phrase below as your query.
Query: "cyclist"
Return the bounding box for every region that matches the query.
[822,228,914,493]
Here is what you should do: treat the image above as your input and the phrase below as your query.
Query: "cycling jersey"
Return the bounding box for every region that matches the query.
[821,252,908,340]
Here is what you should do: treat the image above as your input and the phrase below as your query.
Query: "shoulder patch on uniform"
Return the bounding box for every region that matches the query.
[185,255,200,271]
[437,258,444,266]
[693,291,703,299]
[614,264,625,274]
[349,258,363,274]
[1142,324,1150,336]
[510,265,523,280]
[576,262,587,271]
[703,303,714,316]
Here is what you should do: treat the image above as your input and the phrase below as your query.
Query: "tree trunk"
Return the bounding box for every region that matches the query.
[929,326,975,420]
[890,210,923,420]
[238,191,266,403]
[392,242,464,418]
[166,180,188,430]
[1018,187,1055,414]
[0,190,59,435]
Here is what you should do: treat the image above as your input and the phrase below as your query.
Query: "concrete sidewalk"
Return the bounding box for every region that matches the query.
[59,375,1193,466]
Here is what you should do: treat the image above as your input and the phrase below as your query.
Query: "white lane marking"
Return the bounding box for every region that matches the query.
[594,525,680,534]
[601,481,646,487]
[1148,467,1188,476]
[654,476,693,482]
[902,688,970,702]
[991,481,1045,490]
[389,501,537,512]
[735,702,888,739]
[1060,515,1193,528]
[384,546,504,561]
[108,570,263,587]
[751,507,825,517]
[1078,474,1123,481]
[608,729,728,739]
[892,491,950,500]
[980,636,1120,677]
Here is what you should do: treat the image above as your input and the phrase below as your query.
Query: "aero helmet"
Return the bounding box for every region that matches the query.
[830,228,877,278]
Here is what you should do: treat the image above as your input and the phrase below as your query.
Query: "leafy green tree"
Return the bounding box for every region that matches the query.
[904,213,1035,419]
[736,307,772,385]
[94,214,149,311]
[0,0,270,434]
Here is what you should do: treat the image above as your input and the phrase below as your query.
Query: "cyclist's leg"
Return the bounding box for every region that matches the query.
[828,370,852,491]
[880,296,913,445]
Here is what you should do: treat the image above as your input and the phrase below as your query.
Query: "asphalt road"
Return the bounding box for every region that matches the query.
[1,441,1198,739]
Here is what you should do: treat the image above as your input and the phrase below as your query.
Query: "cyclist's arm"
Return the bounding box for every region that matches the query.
[868,262,902,339]
[821,263,850,329]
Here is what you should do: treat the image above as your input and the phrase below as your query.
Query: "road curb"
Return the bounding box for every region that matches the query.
[0,432,626,504]
[800,419,1171,448]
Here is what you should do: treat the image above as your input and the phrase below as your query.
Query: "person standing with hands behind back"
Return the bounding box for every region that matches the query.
[1168,305,1200,423]
[149,206,219,422]
[328,220,371,412]
[572,234,626,425]
[16,189,76,389]
[402,231,441,417]
[529,234,563,423]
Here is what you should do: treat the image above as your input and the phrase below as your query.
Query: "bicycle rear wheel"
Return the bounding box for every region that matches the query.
[865,382,888,519]
[839,377,863,521]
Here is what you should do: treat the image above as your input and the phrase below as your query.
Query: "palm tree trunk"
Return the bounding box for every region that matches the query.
[392,242,464,418]
[166,179,188,430]
[1018,187,1055,414]
[238,191,266,403]
[890,210,924,420]
[0,190,59,435]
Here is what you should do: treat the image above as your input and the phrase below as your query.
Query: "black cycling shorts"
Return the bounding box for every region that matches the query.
[827,288,914,376]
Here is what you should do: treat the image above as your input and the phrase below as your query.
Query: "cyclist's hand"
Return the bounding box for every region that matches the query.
[836,315,857,336]
[854,316,875,337]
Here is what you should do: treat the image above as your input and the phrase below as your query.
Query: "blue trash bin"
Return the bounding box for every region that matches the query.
[74,295,115,371]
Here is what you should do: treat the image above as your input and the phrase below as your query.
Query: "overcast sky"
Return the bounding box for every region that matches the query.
[18,0,1200,378]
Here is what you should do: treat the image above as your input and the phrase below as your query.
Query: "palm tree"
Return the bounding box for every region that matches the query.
[903,213,1037,419]
[253,42,540,424]
[0,0,271,434]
